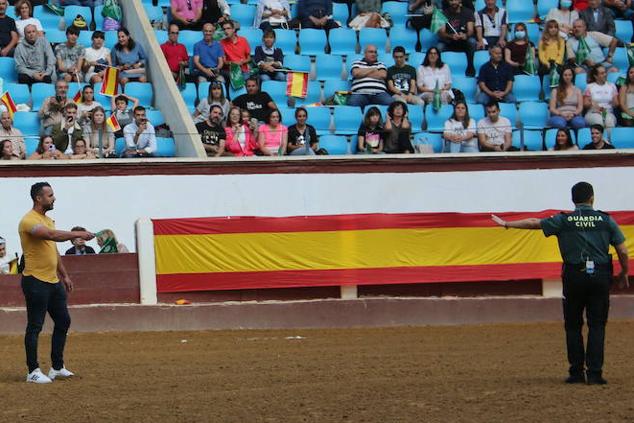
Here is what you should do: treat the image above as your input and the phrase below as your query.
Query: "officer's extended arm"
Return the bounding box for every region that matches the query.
[614,242,630,289]
[491,215,542,230]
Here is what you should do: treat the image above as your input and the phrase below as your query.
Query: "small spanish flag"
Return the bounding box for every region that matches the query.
[100,67,120,97]
[0,91,17,118]
[73,90,83,104]
[286,71,308,98]
[8,258,18,275]
[106,113,121,132]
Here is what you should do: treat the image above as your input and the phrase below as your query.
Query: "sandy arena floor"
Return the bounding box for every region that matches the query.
[0,322,633,423]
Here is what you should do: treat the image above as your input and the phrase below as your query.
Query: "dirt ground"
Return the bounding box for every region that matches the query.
[0,322,633,423]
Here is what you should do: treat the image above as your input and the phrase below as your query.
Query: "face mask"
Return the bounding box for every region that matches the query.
[561,0,572,8]
[515,30,526,39]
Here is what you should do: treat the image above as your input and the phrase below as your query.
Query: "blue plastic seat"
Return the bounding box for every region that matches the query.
[451,77,477,102]
[409,106,424,133]
[13,112,40,138]
[299,28,327,56]
[63,6,92,30]
[145,110,165,127]
[425,104,454,132]
[104,31,118,50]
[260,80,288,106]
[413,132,443,153]
[273,29,297,53]
[609,127,634,149]
[544,128,560,150]
[154,29,168,45]
[512,130,544,151]
[283,54,311,73]
[240,27,263,55]
[513,75,541,102]
[419,29,438,52]
[125,82,154,107]
[329,28,357,56]
[537,0,558,18]
[77,30,93,47]
[389,25,417,54]
[519,102,549,130]
[277,106,296,127]
[319,135,349,155]
[507,2,535,23]
[93,5,105,31]
[228,85,246,101]
[46,29,67,44]
[144,5,164,23]
[34,5,63,30]
[0,57,17,83]
[179,30,201,55]
[315,54,344,81]
[323,79,351,99]
[333,3,349,24]
[542,75,555,100]
[231,4,257,27]
[180,83,198,110]
[25,137,39,157]
[115,138,126,156]
[381,1,408,26]
[345,54,363,77]
[409,52,424,67]
[443,51,468,77]
[468,103,484,122]
[616,20,633,44]
[474,50,489,74]
[612,47,628,71]
[499,102,518,128]
[526,23,540,45]
[31,83,55,111]
[6,83,30,105]
[576,127,591,147]
[333,106,363,135]
[295,81,322,105]
[359,28,388,53]
[306,106,332,135]
[155,137,176,157]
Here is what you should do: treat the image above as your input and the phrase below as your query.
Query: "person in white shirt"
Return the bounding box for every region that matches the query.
[123,106,156,157]
[0,236,17,274]
[583,64,618,128]
[477,100,513,152]
[14,0,44,40]
[416,47,453,105]
[474,0,507,50]
[82,31,112,84]
[443,101,478,153]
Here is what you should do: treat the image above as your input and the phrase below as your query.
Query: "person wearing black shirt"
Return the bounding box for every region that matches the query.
[582,124,615,150]
[287,107,319,155]
[195,104,227,157]
[232,77,277,122]
[438,0,476,76]
[0,0,18,58]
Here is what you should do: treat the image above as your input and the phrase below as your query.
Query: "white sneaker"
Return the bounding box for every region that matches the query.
[26,368,53,384]
[48,367,74,380]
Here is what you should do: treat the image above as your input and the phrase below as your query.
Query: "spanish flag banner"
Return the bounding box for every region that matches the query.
[106,114,121,132]
[100,67,119,97]
[152,211,634,293]
[0,91,17,118]
[286,71,308,98]
[73,90,82,104]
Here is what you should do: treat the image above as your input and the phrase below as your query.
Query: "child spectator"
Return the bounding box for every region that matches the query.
[254,30,285,82]
[357,106,384,154]
[111,94,139,138]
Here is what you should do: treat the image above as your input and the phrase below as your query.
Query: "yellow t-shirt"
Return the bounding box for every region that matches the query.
[18,209,59,283]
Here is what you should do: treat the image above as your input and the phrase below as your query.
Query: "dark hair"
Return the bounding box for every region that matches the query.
[392,46,406,55]
[246,76,259,85]
[222,20,235,29]
[81,84,94,100]
[553,128,574,150]
[133,105,146,114]
[266,108,282,124]
[0,139,12,156]
[422,47,443,68]
[115,27,135,51]
[208,82,226,103]
[363,106,382,128]
[587,64,605,84]
[625,65,634,86]
[115,95,128,104]
[71,226,86,232]
[15,0,34,17]
[35,136,53,154]
[72,138,88,150]
[590,123,604,134]
[30,182,51,201]
[262,29,276,39]
[571,182,594,204]
[451,101,471,129]
[387,101,408,119]
[66,25,80,36]
[295,107,308,118]
[210,104,224,115]
[513,22,527,33]
[92,30,105,40]
[485,100,500,111]
[64,102,78,112]
[556,66,576,106]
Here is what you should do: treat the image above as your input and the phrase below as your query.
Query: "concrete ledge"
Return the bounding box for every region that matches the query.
[2,296,633,334]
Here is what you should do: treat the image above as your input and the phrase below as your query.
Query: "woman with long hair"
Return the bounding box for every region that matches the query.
[257,109,287,156]
[618,65,634,127]
[548,66,585,129]
[0,139,19,160]
[83,106,116,157]
[357,106,384,154]
[443,101,478,153]
[550,128,578,151]
[287,107,319,155]
[505,22,536,75]
[112,27,147,86]
[76,85,101,128]
[193,82,231,124]
[416,47,453,105]
[584,64,618,128]
[225,106,257,156]
[28,135,67,160]
[384,101,413,154]
[538,20,565,76]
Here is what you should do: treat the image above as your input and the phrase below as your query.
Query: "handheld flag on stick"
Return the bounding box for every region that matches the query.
[286,71,308,98]
[430,8,448,34]
[0,91,17,118]
[106,114,121,132]
[73,90,83,104]
[100,67,119,96]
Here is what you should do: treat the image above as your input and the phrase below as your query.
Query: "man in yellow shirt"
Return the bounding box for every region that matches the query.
[18,182,94,384]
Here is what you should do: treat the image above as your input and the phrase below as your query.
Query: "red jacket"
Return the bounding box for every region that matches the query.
[225,125,257,156]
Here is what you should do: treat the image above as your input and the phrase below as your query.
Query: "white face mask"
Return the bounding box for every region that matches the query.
[515,30,526,39]
[561,0,573,8]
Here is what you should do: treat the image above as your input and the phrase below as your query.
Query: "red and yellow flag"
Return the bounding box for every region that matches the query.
[0,91,17,118]
[106,113,121,132]
[286,71,308,98]
[73,90,82,104]
[100,67,119,97]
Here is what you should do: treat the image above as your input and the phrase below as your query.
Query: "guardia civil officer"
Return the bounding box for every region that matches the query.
[491,182,629,385]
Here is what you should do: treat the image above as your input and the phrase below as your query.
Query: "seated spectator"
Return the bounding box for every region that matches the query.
[193,23,225,83]
[579,0,615,36]
[255,30,285,82]
[75,85,101,128]
[582,123,614,149]
[220,20,251,83]
[14,24,54,84]
[196,104,227,157]
[619,65,634,126]
[232,77,277,122]
[566,19,617,74]
[546,0,579,39]
[297,0,339,30]
[14,0,44,40]
[241,109,259,138]
[51,102,83,154]
[0,0,18,57]
[0,110,25,159]
[349,0,388,29]
[504,23,536,75]
[96,229,129,254]
[83,106,116,158]
[111,94,139,138]
[257,108,287,156]
[476,45,515,104]
[161,24,189,81]
[0,236,16,274]
[201,0,231,26]
[28,135,67,160]
[55,26,84,83]
[170,0,204,30]
[193,81,230,124]
[68,138,96,160]
[548,66,586,130]
[416,47,453,105]
[225,106,257,156]
[39,79,70,135]
[584,64,618,128]
[357,106,384,154]
[603,0,632,19]
[112,27,147,86]
[438,0,476,76]
[65,226,96,255]
[0,139,19,160]
[82,31,112,84]
[538,20,566,76]
[549,128,579,151]
[348,44,393,108]
[383,101,413,154]
[122,106,157,158]
[255,0,291,31]
[474,0,507,50]
[287,107,319,156]
[443,101,478,153]
[387,46,422,105]
[477,100,513,152]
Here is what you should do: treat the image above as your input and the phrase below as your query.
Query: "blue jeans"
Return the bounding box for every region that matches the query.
[547,115,586,130]
[22,276,71,373]
[347,92,394,108]
[259,72,286,82]
[475,91,517,104]
[444,139,479,153]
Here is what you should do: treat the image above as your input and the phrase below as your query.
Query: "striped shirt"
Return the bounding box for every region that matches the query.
[350,59,388,94]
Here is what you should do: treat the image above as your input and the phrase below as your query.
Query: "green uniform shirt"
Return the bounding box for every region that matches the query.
[540,205,625,265]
